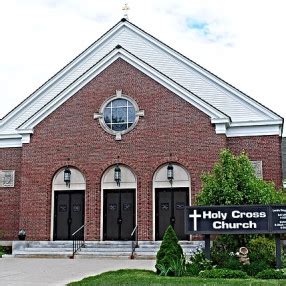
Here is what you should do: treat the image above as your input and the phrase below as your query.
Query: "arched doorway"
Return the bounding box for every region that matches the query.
[101,165,137,240]
[153,163,191,240]
[51,167,86,240]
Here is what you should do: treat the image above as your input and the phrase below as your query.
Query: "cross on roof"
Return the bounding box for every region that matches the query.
[122,3,130,20]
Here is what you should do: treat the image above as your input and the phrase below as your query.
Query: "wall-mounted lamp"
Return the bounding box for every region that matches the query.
[167,163,174,186]
[64,166,71,187]
[114,164,121,187]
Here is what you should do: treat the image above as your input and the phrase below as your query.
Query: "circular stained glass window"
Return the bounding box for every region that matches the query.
[103,98,136,132]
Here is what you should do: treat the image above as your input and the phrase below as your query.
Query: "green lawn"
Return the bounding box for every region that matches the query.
[67,269,286,286]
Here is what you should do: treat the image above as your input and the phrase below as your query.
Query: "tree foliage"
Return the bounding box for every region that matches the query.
[155,225,184,276]
[196,149,285,206]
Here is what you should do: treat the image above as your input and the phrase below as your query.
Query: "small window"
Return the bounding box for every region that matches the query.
[251,161,263,179]
[94,90,144,140]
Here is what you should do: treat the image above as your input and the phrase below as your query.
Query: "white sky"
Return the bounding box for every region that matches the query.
[0,0,285,134]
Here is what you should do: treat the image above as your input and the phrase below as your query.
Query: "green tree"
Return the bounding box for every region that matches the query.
[196,149,284,206]
[196,149,285,265]
[156,225,185,276]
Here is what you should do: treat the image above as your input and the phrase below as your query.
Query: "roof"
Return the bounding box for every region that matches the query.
[0,19,283,147]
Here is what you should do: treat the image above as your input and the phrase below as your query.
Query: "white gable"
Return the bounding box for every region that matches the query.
[0,19,283,147]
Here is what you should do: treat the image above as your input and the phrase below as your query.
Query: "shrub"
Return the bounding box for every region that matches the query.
[155,225,184,276]
[185,263,201,277]
[242,261,271,277]
[211,236,247,269]
[199,268,248,279]
[256,269,285,279]
[220,255,242,270]
[0,245,12,258]
[185,249,213,276]
[248,236,276,267]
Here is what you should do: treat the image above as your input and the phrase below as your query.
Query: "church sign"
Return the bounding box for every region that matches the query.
[185,205,286,235]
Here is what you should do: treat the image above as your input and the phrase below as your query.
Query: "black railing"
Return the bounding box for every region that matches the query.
[71,224,85,259]
[130,225,138,259]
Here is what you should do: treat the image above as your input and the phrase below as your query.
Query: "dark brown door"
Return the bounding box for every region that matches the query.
[54,191,84,240]
[155,188,188,240]
[103,189,135,240]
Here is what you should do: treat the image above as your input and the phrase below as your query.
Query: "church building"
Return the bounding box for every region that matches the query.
[0,19,283,243]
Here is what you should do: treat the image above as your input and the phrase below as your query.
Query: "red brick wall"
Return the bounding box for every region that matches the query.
[2,59,283,241]
[0,148,22,239]
[227,135,282,188]
[18,59,226,240]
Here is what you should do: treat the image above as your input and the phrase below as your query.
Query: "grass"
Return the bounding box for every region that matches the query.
[67,269,286,286]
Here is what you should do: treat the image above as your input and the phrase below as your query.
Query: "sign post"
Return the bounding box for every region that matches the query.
[275,234,281,269]
[204,234,211,260]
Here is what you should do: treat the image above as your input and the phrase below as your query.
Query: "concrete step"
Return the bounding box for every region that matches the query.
[11,240,203,259]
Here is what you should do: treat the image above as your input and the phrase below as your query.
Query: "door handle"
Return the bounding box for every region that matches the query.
[117,217,122,224]
[68,218,72,224]
[170,217,175,224]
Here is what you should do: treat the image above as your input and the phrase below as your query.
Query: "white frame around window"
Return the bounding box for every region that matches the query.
[94,90,144,140]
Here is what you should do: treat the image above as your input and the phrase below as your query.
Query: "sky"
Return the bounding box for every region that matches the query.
[0,0,286,133]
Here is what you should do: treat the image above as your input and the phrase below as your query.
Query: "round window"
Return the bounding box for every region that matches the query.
[103,98,136,132]
[94,90,144,140]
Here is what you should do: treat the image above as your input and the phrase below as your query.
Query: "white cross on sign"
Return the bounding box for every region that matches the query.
[189,209,202,231]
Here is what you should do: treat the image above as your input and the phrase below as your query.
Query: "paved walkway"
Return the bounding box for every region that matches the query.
[0,258,156,286]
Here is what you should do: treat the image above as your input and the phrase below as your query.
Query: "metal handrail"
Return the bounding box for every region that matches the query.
[72,224,84,237]
[131,225,137,237]
[130,225,138,259]
[71,224,85,259]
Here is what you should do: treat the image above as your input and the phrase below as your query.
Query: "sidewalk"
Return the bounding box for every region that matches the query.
[0,258,156,286]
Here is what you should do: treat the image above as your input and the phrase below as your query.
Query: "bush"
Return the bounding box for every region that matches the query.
[248,237,276,267]
[220,255,242,270]
[256,269,285,279]
[199,268,248,279]
[242,261,271,277]
[185,263,201,277]
[0,245,11,258]
[185,249,213,276]
[155,225,185,276]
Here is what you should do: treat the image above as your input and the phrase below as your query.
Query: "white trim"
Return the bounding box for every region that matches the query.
[215,123,227,134]
[230,120,283,127]
[0,23,125,128]
[18,49,228,132]
[96,90,143,140]
[226,124,281,137]
[0,138,22,148]
[0,20,282,137]
[124,22,282,121]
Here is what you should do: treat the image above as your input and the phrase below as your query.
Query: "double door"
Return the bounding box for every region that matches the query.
[54,191,84,240]
[155,188,188,240]
[103,189,135,240]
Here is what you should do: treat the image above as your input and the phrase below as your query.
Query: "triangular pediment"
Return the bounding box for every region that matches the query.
[0,19,283,147]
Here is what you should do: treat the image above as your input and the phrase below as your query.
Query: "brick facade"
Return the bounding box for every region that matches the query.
[0,59,283,240]
[0,148,22,240]
[227,135,282,188]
